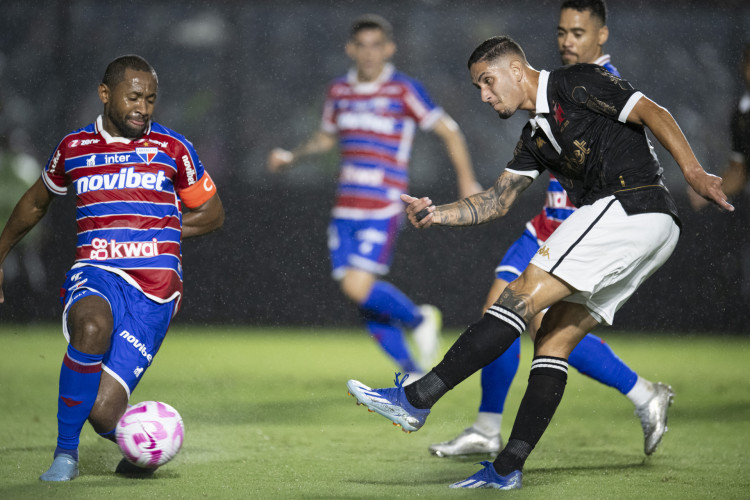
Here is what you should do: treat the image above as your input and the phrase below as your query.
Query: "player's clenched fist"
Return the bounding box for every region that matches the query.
[401,193,438,228]
[267,148,294,172]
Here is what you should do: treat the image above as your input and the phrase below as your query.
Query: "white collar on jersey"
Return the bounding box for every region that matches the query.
[346,63,395,94]
[592,54,612,67]
[95,115,152,144]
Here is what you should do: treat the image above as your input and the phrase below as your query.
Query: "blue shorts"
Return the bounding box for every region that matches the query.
[327,215,402,280]
[60,266,175,398]
[494,229,540,282]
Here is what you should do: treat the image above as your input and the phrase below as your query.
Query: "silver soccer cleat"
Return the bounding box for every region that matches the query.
[634,382,674,455]
[429,427,502,457]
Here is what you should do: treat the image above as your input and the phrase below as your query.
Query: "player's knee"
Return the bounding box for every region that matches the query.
[67,298,113,352]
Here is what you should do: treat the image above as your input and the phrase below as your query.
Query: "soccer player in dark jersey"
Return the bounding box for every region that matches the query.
[268,15,480,376]
[0,55,224,481]
[430,0,674,459]
[690,42,750,210]
[347,35,732,490]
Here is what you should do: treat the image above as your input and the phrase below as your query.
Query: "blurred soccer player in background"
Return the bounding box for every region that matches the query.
[0,55,224,481]
[689,42,750,210]
[430,0,675,459]
[268,14,481,376]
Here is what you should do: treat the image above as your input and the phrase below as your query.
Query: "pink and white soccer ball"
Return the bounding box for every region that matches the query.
[116,401,184,469]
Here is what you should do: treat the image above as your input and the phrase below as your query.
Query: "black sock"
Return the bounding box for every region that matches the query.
[404,307,524,409]
[493,356,568,475]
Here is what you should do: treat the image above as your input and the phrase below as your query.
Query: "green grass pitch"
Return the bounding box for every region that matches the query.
[1,324,749,499]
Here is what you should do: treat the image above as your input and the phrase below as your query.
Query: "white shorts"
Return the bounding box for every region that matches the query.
[529,195,680,326]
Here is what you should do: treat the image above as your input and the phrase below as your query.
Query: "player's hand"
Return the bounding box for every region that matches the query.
[401,193,437,228]
[686,185,710,211]
[459,180,484,199]
[267,148,294,173]
[687,171,734,212]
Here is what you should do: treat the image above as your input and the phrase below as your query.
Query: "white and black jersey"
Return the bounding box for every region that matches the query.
[506,64,680,226]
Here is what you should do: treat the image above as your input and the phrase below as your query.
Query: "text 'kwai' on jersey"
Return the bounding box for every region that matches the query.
[42,115,217,309]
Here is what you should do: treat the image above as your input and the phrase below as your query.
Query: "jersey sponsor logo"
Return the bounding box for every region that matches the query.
[135,147,159,165]
[86,155,96,166]
[144,139,168,148]
[104,153,131,165]
[553,102,566,125]
[89,237,160,261]
[69,139,100,148]
[337,111,396,135]
[75,166,167,194]
[340,165,385,187]
[119,330,153,363]
[182,154,197,184]
[49,150,62,172]
[203,175,213,192]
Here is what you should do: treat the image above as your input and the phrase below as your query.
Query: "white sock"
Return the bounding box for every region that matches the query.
[626,376,656,408]
[472,411,502,437]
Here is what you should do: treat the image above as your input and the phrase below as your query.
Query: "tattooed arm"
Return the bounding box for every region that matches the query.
[401,170,533,228]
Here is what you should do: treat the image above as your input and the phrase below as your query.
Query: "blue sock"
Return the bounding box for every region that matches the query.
[568,334,638,394]
[98,428,117,443]
[365,319,421,373]
[361,281,422,329]
[479,337,521,413]
[56,344,104,452]
[54,445,79,461]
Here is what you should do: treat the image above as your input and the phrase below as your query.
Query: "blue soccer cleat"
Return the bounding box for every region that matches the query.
[449,461,522,490]
[346,373,430,433]
[39,453,79,482]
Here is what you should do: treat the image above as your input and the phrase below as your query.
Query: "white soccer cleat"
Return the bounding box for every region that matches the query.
[635,382,674,455]
[429,427,502,457]
[412,305,442,371]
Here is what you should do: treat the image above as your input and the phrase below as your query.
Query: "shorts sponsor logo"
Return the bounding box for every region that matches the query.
[75,166,167,194]
[182,154,197,184]
[89,237,160,261]
[133,366,144,378]
[119,330,153,363]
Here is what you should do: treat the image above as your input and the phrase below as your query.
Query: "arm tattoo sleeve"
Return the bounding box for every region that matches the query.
[435,172,532,226]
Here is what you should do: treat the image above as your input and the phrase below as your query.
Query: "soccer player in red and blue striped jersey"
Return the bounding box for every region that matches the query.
[0,55,224,481]
[268,15,480,376]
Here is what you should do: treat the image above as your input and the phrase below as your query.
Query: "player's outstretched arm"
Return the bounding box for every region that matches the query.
[401,170,532,229]
[432,115,483,198]
[0,178,54,303]
[628,96,734,212]
[181,192,224,239]
[267,130,337,172]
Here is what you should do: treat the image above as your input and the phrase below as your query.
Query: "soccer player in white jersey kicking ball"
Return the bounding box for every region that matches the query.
[430,0,674,460]
[347,35,732,490]
[0,55,224,481]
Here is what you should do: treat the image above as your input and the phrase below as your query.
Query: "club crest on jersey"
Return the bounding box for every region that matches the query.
[136,147,159,165]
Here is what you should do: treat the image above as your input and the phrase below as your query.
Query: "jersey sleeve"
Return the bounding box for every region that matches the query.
[320,82,338,135]
[41,138,69,196]
[504,123,546,179]
[401,77,444,131]
[173,138,217,209]
[560,65,643,124]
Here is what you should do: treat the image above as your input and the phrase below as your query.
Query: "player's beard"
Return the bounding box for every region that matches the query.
[107,110,148,139]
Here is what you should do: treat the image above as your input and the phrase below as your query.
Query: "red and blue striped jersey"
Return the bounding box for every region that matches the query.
[321,64,444,219]
[526,56,619,244]
[42,116,217,308]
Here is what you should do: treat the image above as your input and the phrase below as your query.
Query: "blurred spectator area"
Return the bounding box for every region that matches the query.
[1,0,749,331]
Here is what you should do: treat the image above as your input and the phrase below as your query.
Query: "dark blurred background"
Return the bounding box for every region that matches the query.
[1,0,749,332]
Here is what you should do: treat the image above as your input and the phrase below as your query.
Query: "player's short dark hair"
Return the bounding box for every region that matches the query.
[350,14,394,41]
[102,55,158,89]
[467,36,528,69]
[561,0,608,25]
